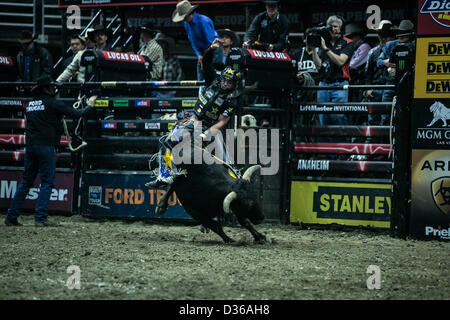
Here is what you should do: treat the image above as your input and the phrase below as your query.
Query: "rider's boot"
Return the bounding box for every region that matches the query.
[145,179,169,189]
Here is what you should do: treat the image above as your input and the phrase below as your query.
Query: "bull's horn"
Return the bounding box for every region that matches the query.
[242,165,261,181]
[223,191,237,214]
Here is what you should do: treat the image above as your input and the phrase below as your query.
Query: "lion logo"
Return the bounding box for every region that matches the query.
[427,101,450,127]
[431,177,450,215]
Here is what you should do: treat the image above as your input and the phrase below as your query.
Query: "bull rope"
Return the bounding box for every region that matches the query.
[62,94,88,152]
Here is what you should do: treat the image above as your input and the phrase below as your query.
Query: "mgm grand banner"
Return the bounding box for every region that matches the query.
[82,172,190,220]
[290,181,391,228]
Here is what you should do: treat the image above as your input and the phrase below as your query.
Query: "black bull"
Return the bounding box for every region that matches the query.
[153,147,266,244]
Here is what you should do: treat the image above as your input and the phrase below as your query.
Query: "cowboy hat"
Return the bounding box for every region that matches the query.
[138,22,159,36]
[31,75,54,93]
[172,0,199,23]
[155,33,176,51]
[18,30,37,44]
[217,29,241,47]
[344,23,366,38]
[376,21,397,37]
[85,28,96,42]
[396,19,415,37]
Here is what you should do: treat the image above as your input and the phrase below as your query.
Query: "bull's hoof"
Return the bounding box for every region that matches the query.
[155,205,168,215]
[223,237,235,244]
[253,234,267,244]
[200,226,210,233]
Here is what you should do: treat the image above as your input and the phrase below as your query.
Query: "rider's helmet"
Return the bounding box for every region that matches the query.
[219,66,242,94]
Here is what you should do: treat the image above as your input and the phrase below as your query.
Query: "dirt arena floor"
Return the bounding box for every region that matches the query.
[0,214,448,300]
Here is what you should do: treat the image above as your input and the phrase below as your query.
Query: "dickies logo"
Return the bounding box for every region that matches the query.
[421,0,450,28]
[431,177,450,215]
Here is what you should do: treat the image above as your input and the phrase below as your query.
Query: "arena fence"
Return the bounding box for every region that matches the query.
[0,80,410,237]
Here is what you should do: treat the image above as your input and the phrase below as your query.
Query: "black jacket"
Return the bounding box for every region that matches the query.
[25,94,91,146]
[16,43,53,82]
[243,12,289,52]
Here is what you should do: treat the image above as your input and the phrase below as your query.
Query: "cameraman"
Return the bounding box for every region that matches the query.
[309,16,355,135]
[242,0,289,52]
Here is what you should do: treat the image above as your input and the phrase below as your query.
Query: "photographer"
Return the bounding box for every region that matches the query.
[242,0,289,52]
[308,16,355,139]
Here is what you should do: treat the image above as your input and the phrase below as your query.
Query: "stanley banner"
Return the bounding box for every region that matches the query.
[410,150,450,240]
[290,181,391,228]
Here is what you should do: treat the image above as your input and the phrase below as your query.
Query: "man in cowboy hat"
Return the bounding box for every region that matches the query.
[202,29,240,86]
[90,24,111,51]
[172,0,222,81]
[156,33,183,95]
[377,19,415,102]
[57,28,97,83]
[16,30,53,82]
[5,75,96,227]
[242,0,289,52]
[138,22,164,80]
[364,20,397,139]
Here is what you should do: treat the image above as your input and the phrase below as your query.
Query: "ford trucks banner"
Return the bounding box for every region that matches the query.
[0,170,74,212]
[82,173,190,219]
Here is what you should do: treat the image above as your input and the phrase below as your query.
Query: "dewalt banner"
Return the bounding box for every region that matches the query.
[290,181,391,228]
[414,37,450,99]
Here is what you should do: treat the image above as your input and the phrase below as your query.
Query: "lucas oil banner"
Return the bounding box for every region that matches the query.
[82,173,190,220]
[290,181,391,228]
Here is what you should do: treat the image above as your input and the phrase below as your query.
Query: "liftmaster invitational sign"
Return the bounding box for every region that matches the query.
[414,37,450,99]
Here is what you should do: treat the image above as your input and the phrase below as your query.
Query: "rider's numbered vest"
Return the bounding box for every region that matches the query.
[194,84,236,127]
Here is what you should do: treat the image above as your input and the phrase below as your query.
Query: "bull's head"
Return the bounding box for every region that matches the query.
[223,165,264,225]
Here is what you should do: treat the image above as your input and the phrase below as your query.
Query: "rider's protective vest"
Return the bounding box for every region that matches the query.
[194,83,238,127]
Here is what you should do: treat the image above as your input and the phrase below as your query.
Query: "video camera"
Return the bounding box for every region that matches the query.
[306,25,332,48]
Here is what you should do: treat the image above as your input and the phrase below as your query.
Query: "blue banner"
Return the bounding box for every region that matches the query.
[82,173,190,220]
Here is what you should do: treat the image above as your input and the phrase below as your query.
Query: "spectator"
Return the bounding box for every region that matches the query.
[364,21,396,136]
[293,28,319,85]
[62,35,85,70]
[172,0,222,82]
[202,29,240,86]
[156,33,183,97]
[345,23,371,102]
[91,24,111,51]
[377,19,415,105]
[310,15,355,136]
[16,31,53,82]
[56,28,96,83]
[137,22,164,81]
[156,33,182,82]
[4,75,95,227]
[242,0,289,52]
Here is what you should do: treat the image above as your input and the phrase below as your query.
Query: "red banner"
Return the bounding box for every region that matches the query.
[0,170,75,212]
[418,0,450,35]
[0,135,69,146]
[0,56,13,66]
[102,51,146,63]
[247,49,292,62]
[58,0,259,8]
[294,143,392,155]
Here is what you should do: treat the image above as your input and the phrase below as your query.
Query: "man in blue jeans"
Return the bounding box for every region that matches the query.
[310,15,355,141]
[5,75,95,227]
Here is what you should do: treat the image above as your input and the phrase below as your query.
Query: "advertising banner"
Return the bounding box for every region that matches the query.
[413,37,450,99]
[410,150,450,240]
[82,173,190,220]
[411,98,450,149]
[418,0,450,35]
[0,170,74,212]
[290,181,391,228]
